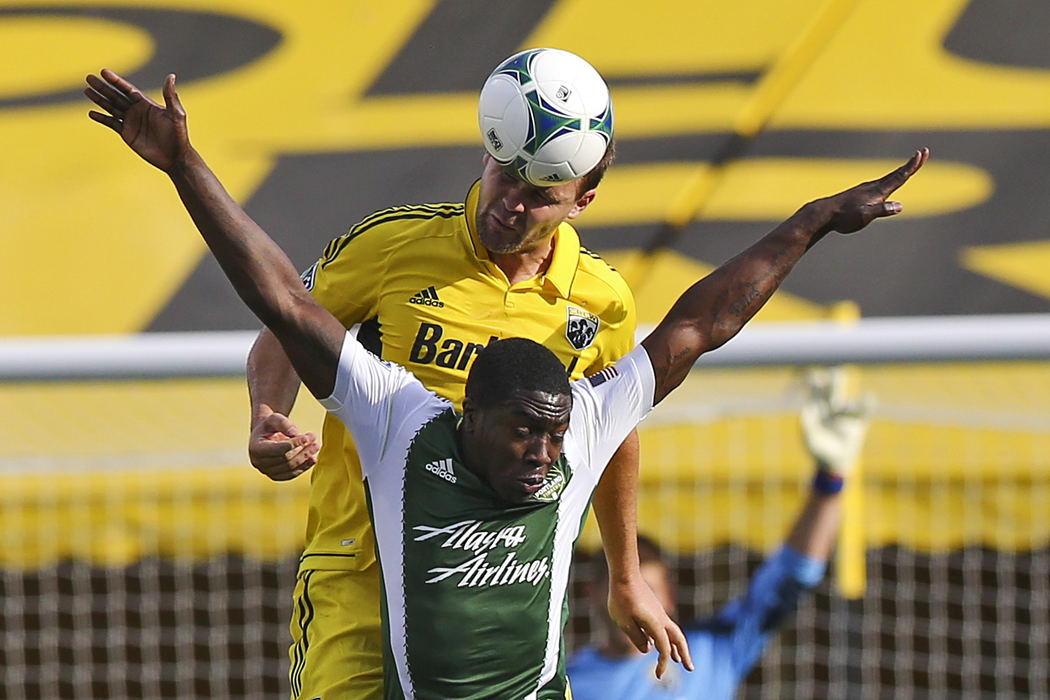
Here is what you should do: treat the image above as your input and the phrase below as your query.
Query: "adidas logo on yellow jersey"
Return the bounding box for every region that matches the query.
[409,286,444,308]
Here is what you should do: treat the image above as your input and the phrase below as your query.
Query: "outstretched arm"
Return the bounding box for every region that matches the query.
[641,149,928,404]
[85,70,344,399]
[712,371,872,679]
[787,368,872,559]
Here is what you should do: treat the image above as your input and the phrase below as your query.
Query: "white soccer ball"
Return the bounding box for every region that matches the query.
[478,48,613,187]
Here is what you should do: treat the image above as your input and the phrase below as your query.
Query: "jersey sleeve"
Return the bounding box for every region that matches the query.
[301,215,398,326]
[319,331,438,471]
[600,292,637,368]
[568,345,655,478]
[585,267,638,374]
[690,546,826,681]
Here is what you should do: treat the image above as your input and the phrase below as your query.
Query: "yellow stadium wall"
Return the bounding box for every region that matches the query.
[5,361,1050,570]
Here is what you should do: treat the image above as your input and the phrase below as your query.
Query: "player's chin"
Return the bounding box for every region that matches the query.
[478,217,526,253]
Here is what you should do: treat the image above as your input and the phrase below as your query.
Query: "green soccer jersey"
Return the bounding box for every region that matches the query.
[320,334,655,699]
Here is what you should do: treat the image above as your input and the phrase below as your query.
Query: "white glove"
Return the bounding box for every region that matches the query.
[800,368,873,478]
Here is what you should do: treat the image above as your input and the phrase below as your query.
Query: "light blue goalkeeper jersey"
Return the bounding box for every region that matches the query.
[567,547,825,700]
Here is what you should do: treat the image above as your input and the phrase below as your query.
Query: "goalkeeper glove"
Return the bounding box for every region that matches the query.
[800,367,873,484]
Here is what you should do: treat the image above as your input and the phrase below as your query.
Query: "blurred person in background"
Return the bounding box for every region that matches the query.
[568,369,872,699]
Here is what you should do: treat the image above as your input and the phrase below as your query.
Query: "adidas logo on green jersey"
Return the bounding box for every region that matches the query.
[424,458,456,484]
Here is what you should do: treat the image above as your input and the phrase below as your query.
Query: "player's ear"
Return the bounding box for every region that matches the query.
[566,188,596,220]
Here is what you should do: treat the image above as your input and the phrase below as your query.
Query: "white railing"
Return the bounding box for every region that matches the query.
[0,331,259,381]
[2,314,1049,381]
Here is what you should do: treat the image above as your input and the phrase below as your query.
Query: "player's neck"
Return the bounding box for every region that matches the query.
[490,238,554,285]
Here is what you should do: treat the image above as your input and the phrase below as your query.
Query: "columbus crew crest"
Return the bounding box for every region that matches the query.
[565,306,599,350]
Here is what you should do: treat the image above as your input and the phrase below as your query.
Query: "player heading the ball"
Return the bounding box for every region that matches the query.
[479,48,614,186]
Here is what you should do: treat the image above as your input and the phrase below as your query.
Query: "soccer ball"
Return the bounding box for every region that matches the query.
[478,48,613,187]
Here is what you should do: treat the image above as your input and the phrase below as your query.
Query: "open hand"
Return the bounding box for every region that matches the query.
[823,148,929,234]
[608,576,694,678]
[85,69,189,172]
[800,368,873,477]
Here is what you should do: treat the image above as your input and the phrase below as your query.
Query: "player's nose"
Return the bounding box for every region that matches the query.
[500,183,526,213]
[523,435,555,466]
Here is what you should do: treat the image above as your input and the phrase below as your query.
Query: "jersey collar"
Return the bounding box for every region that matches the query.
[463,179,579,297]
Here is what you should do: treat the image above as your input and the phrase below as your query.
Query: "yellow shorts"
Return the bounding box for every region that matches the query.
[288,567,383,700]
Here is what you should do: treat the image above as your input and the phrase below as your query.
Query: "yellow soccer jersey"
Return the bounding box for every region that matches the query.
[298,180,636,570]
